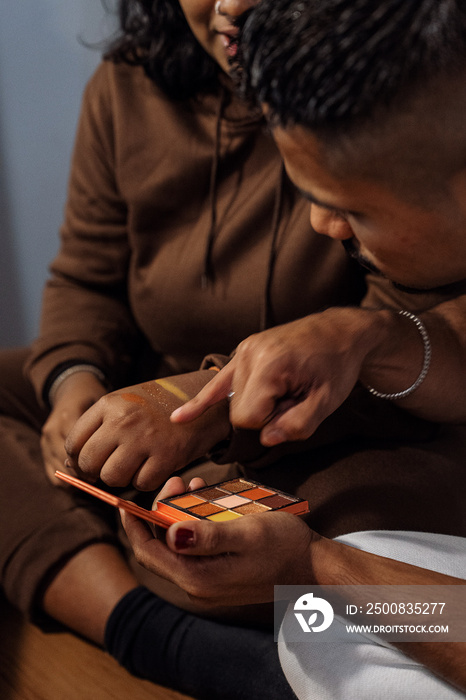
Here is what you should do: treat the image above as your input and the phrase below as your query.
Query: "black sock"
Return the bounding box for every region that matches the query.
[105,586,296,700]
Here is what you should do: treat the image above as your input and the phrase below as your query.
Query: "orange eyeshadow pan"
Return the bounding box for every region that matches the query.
[238,487,274,500]
[170,494,205,508]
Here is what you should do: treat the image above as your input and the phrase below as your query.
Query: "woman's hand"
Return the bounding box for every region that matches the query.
[121,479,318,607]
[41,371,108,484]
[64,371,230,491]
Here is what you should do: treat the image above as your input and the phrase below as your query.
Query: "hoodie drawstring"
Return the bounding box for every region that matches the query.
[260,163,285,331]
[201,87,226,290]
[201,89,287,332]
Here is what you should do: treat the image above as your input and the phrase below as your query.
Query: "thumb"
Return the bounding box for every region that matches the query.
[165,516,253,556]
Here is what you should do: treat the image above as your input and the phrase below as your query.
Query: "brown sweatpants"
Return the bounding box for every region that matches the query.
[1,348,466,622]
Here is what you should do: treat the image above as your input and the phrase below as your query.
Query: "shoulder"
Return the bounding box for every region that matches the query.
[83,60,161,109]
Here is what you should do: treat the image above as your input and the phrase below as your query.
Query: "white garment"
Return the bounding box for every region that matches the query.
[278,530,466,699]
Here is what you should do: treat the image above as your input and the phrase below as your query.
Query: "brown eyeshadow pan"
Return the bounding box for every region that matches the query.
[220,478,255,493]
[189,502,224,517]
[232,502,270,515]
[258,494,293,509]
[195,487,228,500]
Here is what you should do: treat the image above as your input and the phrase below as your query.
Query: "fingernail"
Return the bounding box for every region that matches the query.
[170,407,182,420]
[175,528,195,549]
[263,429,286,446]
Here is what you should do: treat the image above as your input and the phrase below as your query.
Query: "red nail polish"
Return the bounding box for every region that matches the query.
[175,528,195,549]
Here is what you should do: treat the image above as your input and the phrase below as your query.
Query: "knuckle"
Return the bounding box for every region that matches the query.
[236,334,259,356]
[64,439,78,459]
[198,523,222,552]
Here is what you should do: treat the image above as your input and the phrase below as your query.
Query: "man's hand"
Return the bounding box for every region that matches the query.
[172,309,376,445]
[65,371,230,490]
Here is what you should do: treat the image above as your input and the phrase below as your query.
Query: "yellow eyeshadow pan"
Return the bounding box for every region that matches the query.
[207,510,243,522]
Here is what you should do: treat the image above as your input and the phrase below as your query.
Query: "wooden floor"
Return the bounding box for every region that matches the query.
[0,596,193,700]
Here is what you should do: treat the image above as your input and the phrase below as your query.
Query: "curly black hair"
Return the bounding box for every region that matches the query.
[104,0,220,99]
[239,0,466,130]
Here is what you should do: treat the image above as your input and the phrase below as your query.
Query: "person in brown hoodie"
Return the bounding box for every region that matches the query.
[1,0,466,697]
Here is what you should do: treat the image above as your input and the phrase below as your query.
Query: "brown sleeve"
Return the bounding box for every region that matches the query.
[25,63,142,405]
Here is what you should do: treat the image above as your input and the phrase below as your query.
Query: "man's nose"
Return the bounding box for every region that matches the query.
[310,205,354,240]
[217,0,259,18]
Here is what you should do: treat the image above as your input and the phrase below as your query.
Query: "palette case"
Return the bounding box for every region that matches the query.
[55,471,309,528]
[157,477,309,523]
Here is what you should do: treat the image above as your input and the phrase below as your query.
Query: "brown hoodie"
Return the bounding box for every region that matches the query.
[25,60,456,466]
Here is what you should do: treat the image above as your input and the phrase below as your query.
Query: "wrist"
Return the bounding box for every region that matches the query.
[313,306,388,366]
[360,309,431,399]
[50,366,107,407]
[308,535,374,586]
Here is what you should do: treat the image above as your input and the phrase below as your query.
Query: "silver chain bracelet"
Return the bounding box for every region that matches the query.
[365,310,432,401]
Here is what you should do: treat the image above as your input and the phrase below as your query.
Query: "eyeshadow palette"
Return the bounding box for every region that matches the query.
[55,471,309,528]
[157,478,309,523]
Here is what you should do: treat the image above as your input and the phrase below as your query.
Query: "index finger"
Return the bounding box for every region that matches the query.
[170,364,234,423]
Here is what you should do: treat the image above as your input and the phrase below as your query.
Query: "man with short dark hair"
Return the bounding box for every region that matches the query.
[238,0,466,291]
[166,2,466,695]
